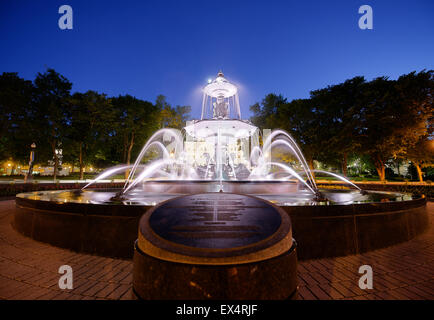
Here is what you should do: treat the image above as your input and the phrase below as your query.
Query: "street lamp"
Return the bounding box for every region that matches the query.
[24,143,36,182]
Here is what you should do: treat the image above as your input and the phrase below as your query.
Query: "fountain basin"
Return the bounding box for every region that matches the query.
[13,181,428,260]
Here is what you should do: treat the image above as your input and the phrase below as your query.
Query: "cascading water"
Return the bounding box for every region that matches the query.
[83,71,364,204]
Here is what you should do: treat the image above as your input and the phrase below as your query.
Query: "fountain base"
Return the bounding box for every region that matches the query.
[132,193,298,300]
[12,182,428,260]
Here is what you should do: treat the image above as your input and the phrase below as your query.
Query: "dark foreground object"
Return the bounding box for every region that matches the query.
[133,193,297,300]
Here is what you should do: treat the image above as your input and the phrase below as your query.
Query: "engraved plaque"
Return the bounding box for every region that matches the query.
[148,193,282,249]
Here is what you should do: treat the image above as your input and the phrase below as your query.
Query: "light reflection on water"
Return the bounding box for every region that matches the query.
[17,188,415,207]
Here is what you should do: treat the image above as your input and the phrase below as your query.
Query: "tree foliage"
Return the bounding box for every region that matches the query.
[0,69,191,177]
[157,95,191,130]
[0,73,35,162]
[66,91,113,179]
[250,70,434,181]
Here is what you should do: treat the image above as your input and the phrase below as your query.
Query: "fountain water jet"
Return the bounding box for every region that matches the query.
[80,71,359,202]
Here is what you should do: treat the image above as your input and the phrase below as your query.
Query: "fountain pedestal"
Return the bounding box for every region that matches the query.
[132,193,297,300]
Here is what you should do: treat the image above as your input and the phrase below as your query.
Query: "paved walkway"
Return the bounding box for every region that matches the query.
[0,200,433,300]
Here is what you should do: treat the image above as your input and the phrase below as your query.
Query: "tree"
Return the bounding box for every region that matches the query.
[33,69,72,180]
[250,94,324,173]
[66,91,113,179]
[393,70,433,181]
[406,136,434,182]
[173,105,192,129]
[156,95,191,130]
[111,95,160,178]
[276,98,324,172]
[250,70,433,182]
[0,72,35,163]
[309,77,365,176]
[352,76,396,180]
[250,93,287,129]
[358,71,433,181]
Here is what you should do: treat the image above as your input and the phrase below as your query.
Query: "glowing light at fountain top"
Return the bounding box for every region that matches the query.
[186,71,256,139]
[203,71,238,98]
[201,71,241,120]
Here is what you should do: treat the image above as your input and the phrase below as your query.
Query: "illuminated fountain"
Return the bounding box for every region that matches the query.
[14,71,428,261]
[79,71,367,204]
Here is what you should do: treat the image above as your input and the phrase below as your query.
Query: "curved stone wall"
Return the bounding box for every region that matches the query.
[12,194,428,260]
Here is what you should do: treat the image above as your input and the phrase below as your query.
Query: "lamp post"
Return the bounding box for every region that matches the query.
[24,142,36,182]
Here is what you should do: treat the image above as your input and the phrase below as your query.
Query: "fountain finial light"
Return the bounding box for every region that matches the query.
[201,71,241,120]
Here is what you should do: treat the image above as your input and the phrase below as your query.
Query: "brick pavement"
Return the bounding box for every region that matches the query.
[0,200,433,300]
[297,202,434,300]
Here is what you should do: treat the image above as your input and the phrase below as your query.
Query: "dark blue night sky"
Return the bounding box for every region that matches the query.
[1,0,433,118]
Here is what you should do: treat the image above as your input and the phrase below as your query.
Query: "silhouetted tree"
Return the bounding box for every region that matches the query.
[250,70,433,181]
[33,69,72,180]
[110,95,160,178]
[0,72,35,162]
[66,91,113,179]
